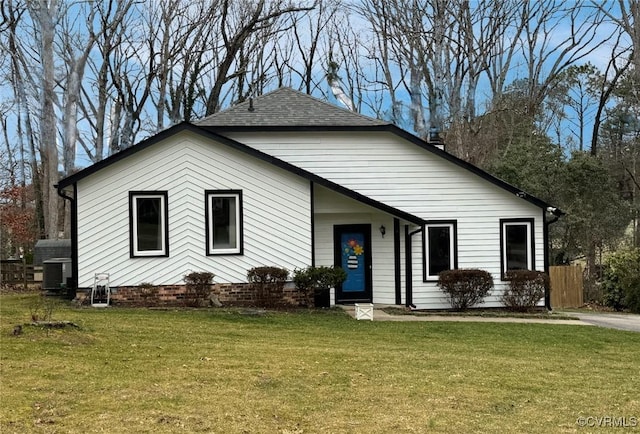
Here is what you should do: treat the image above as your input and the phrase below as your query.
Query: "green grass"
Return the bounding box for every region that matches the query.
[1,293,639,433]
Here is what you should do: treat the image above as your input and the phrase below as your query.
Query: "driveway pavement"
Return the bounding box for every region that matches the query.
[562,312,640,332]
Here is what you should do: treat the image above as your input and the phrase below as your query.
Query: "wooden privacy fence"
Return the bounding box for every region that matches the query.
[0,261,35,285]
[549,265,584,308]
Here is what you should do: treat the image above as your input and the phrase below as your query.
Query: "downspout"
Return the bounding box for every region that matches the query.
[310,181,315,267]
[544,207,564,310]
[405,225,423,308]
[55,183,78,297]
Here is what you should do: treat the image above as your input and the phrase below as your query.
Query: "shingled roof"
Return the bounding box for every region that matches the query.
[195,87,390,128]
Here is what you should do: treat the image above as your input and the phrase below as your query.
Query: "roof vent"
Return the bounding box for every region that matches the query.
[428,126,445,151]
[248,98,255,112]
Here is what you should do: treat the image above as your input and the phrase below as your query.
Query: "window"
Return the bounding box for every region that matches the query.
[129,191,168,257]
[205,190,242,255]
[423,221,458,281]
[500,218,534,278]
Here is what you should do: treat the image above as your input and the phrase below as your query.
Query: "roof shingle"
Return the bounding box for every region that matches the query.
[195,87,390,128]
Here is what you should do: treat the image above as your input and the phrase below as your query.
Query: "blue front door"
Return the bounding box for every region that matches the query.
[334,224,372,303]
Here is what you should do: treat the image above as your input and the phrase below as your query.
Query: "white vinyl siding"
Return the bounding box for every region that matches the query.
[229,131,545,309]
[75,130,311,288]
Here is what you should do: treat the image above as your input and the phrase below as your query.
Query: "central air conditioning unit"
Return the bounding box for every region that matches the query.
[42,258,72,291]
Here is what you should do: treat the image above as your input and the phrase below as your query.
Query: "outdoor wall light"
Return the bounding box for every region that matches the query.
[379,224,386,238]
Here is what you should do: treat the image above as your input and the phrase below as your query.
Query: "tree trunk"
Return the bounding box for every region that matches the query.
[33,0,60,239]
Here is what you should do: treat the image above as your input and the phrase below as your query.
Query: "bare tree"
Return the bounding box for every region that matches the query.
[58,1,133,171]
[108,3,161,151]
[1,0,43,238]
[352,1,402,123]
[353,0,614,160]
[355,0,519,141]
[590,0,639,155]
[596,1,640,73]
[202,0,315,115]
[27,0,60,239]
[355,0,429,135]
[324,16,371,113]
[151,0,222,126]
[75,0,134,163]
[281,0,340,95]
[517,1,610,118]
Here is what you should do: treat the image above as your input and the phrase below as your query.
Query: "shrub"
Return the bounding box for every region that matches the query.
[247,266,289,307]
[139,282,157,303]
[29,295,55,322]
[184,271,215,307]
[437,269,493,310]
[501,270,549,311]
[602,279,626,311]
[602,248,640,313]
[292,266,347,307]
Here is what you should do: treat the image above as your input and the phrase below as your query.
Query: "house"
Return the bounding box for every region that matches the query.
[56,87,562,309]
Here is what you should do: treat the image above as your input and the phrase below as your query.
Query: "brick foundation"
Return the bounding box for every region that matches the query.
[75,282,306,307]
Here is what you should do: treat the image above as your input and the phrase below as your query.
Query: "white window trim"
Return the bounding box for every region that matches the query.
[206,191,242,255]
[501,220,533,276]
[131,192,167,257]
[424,221,457,281]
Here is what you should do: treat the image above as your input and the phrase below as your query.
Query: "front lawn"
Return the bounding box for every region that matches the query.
[1,293,638,433]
